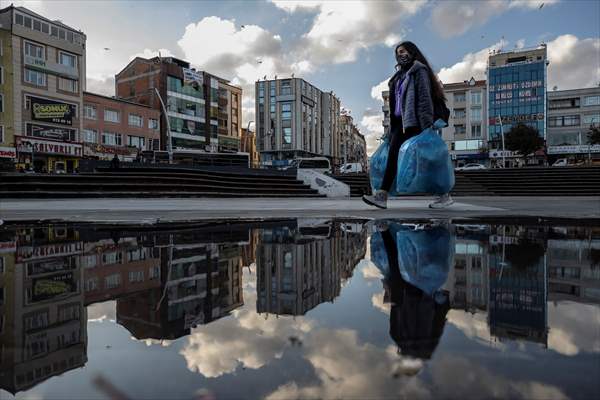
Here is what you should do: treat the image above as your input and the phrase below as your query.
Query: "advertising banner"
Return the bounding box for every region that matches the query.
[27,123,77,141]
[183,67,203,87]
[31,96,76,126]
[0,146,17,159]
[17,137,83,157]
[31,272,77,303]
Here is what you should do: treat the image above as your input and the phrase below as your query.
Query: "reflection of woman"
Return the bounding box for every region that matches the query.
[380,228,450,359]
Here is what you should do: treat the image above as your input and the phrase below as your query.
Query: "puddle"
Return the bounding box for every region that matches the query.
[0,219,598,399]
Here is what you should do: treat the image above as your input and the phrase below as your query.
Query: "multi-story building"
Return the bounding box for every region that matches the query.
[442,77,488,167]
[0,5,86,173]
[546,87,600,163]
[115,56,241,154]
[255,78,341,167]
[82,92,160,161]
[382,90,390,137]
[0,27,17,165]
[240,127,259,167]
[339,113,367,170]
[487,45,548,167]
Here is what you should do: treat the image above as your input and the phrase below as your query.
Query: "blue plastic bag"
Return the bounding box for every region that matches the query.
[369,137,399,195]
[395,121,455,195]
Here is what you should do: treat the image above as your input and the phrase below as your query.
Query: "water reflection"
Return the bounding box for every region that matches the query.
[0,219,598,398]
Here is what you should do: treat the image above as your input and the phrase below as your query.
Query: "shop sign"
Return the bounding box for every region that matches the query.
[31,96,76,126]
[24,55,78,79]
[27,123,76,141]
[183,67,203,86]
[17,137,83,157]
[489,150,517,158]
[83,142,137,157]
[0,241,16,254]
[18,242,83,262]
[548,145,600,154]
[488,113,545,125]
[31,272,77,303]
[0,146,17,159]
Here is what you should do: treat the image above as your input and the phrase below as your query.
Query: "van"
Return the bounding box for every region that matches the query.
[293,157,331,173]
[339,163,363,174]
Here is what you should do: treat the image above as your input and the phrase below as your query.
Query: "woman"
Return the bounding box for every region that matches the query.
[363,41,453,209]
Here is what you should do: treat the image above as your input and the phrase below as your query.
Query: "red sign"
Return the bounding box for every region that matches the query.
[0,146,17,159]
[17,137,82,157]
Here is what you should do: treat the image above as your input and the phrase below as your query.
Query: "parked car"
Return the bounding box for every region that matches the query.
[339,162,364,174]
[455,163,486,171]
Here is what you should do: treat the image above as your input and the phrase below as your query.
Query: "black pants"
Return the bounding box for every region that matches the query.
[381,127,420,191]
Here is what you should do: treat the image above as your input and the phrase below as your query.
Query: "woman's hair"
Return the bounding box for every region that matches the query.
[396,41,446,102]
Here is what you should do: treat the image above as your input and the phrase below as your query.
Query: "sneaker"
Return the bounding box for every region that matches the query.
[362,190,388,209]
[428,194,454,209]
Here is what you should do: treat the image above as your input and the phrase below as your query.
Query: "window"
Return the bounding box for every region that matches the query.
[82,129,97,143]
[84,104,97,120]
[471,124,482,138]
[470,108,482,121]
[33,19,41,31]
[0,95,3,113]
[105,274,121,289]
[549,98,580,109]
[127,135,145,148]
[128,114,143,127]
[148,118,159,130]
[24,68,46,86]
[471,91,482,105]
[584,96,600,106]
[454,108,466,119]
[15,13,24,25]
[454,92,466,102]
[58,77,78,92]
[24,42,44,59]
[283,127,292,144]
[281,102,292,119]
[104,109,120,123]
[0,125,4,142]
[129,271,144,283]
[453,139,483,151]
[59,52,76,68]
[102,132,122,146]
[454,124,466,135]
[41,22,49,34]
[583,114,600,126]
[24,16,32,29]
[59,29,65,40]
[51,26,58,37]
[548,115,580,127]
[0,66,3,84]
[549,132,580,146]
[280,80,292,95]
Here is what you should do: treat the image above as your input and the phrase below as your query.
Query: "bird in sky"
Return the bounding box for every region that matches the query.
[539,3,544,10]
[103,47,110,51]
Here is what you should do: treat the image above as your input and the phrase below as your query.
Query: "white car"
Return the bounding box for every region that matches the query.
[455,163,486,171]
[552,158,568,167]
[339,163,364,174]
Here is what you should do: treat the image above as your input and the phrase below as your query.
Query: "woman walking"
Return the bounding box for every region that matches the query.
[363,41,453,209]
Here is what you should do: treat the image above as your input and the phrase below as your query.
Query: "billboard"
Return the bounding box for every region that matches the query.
[31,96,76,126]
[31,272,77,303]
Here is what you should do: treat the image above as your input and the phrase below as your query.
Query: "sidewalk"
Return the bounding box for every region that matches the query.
[1,196,598,223]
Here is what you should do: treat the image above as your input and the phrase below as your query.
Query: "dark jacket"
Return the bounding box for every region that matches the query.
[388,60,434,135]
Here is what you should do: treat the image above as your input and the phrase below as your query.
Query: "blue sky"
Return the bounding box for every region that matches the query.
[13,0,600,153]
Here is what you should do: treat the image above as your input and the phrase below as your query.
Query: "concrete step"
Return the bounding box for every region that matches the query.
[0,191,327,199]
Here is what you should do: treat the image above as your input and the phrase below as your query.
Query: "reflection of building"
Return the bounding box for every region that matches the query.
[442,78,488,167]
[546,87,600,163]
[255,78,341,167]
[1,5,87,173]
[1,226,87,394]
[82,91,161,161]
[115,56,242,153]
[256,220,366,316]
[487,45,548,167]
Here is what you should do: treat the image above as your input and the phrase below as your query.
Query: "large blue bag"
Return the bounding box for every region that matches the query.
[395,121,455,195]
[369,137,399,195]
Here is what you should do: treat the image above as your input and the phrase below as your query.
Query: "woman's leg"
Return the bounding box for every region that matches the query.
[381,127,420,192]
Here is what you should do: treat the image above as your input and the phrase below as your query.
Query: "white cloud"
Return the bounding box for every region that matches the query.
[272,0,426,65]
[430,0,559,39]
[371,79,389,102]
[371,291,390,315]
[437,41,504,84]
[361,262,384,280]
[546,34,600,90]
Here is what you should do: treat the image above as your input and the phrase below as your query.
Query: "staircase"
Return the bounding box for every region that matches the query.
[452,166,600,196]
[328,173,372,197]
[0,166,325,198]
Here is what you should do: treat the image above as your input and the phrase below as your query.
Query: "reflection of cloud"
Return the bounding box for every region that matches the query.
[447,310,508,350]
[361,262,383,280]
[87,300,116,322]
[371,290,390,315]
[140,338,173,347]
[548,302,600,356]
[179,270,312,378]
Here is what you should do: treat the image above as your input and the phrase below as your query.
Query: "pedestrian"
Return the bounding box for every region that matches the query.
[363,41,453,209]
[110,154,120,170]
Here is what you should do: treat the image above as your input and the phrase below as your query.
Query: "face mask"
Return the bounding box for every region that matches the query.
[397,53,412,67]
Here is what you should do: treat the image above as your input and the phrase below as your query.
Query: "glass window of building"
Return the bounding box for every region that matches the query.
[280,80,292,95]
[549,98,580,109]
[33,19,41,31]
[549,132,580,146]
[51,26,58,37]
[24,68,46,86]
[168,116,205,136]
[82,129,97,143]
[454,92,466,102]
[584,95,600,106]
[24,16,32,29]
[454,109,466,119]
[281,103,292,119]
[59,52,77,68]
[104,109,120,123]
[470,108,482,121]
[128,114,143,127]
[471,91,482,105]
[102,132,122,146]
[583,114,600,126]
[58,77,78,92]
[148,118,159,130]
[283,127,292,144]
[549,115,580,127]
[454,124,466,135]
[453,139,482,151]
[24,41,44,59]
[167,75,203,99]
[128,135,145,148]
[471,124,482,138]
[41,22,49,34]
[15,13,23,25]
[84,105,97,120]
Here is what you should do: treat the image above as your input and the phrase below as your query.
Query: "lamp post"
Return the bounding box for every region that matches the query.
[588,118,596,165]
[153,88,173,163]
[498,115,506,168]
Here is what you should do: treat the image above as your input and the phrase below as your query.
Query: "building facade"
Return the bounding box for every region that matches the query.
[115,56,241,154]
[255,78,341,167]
[441,77,488,167]
[487,45,548,167]
[240,127,259,167]
[0,5,86,173]
[546,87,600,163]
[339,113,367,170]
[382,90,390,137]
[0,27,16,165]
[82,92,160,161]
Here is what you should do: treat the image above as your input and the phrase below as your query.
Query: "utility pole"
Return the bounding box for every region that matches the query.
[153,88,173,163]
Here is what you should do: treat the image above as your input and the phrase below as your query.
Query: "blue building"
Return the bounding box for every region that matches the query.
[487,45,548,167]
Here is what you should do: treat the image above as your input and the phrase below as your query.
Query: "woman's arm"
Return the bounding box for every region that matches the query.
[415,68,434,130]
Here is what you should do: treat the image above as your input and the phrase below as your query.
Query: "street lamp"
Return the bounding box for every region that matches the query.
[498,115,506,168]
[588,118,596,165]
[152,88,173,163]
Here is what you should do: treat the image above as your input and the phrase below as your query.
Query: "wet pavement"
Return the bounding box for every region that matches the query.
[0,218,598,399]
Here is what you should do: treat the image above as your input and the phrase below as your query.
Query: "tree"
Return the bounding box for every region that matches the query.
[504,123,544,161]
[587,125,600,145]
